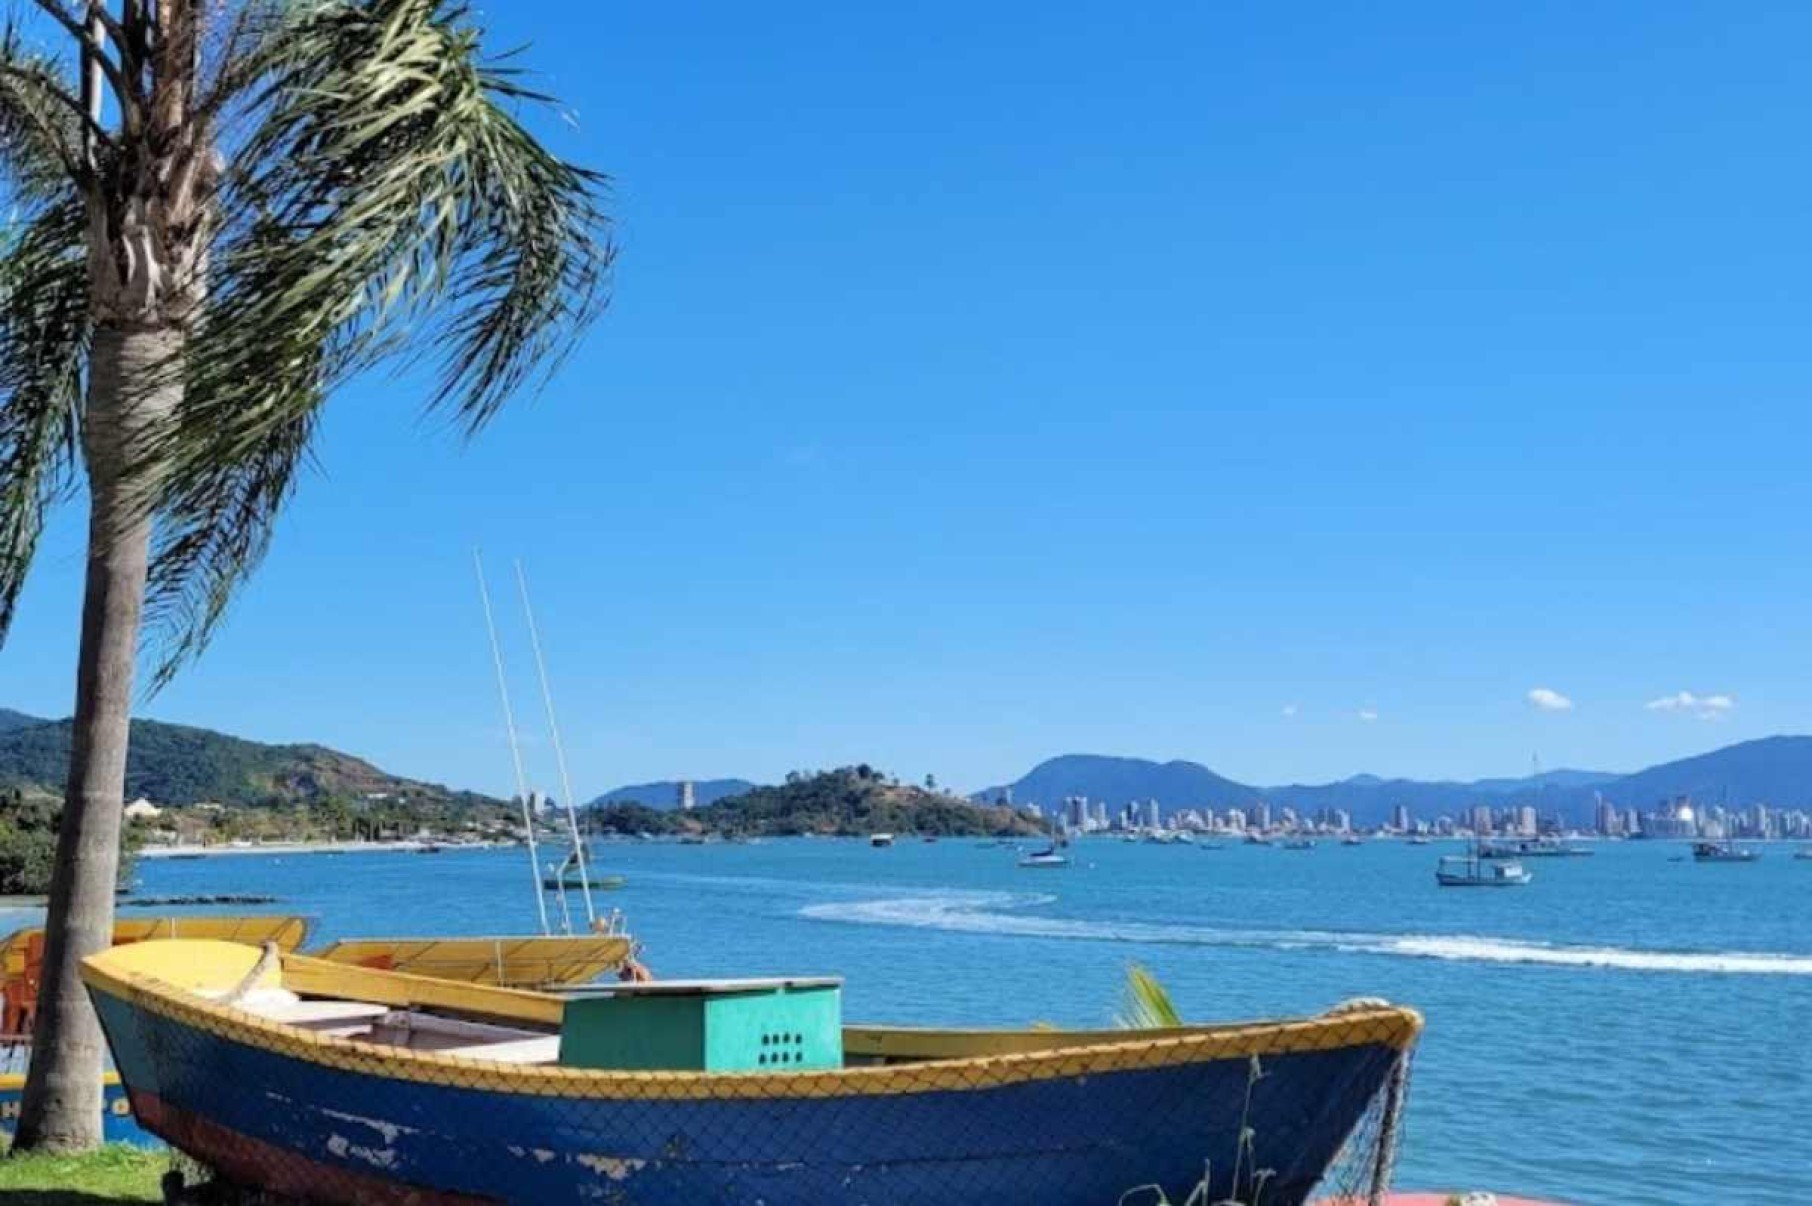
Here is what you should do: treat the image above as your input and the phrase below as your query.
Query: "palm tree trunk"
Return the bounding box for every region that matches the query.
[14,325,180,1153]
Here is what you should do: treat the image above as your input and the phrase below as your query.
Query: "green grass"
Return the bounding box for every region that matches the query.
[0,1147,163,1204]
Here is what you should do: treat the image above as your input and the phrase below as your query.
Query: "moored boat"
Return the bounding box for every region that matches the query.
[1436,853,1532,887]
[870,832,895,848]
[1478,838,1591,859]
[1018,846,1070,867]
[86,939,1420,1206]
[1692,841,1760,864]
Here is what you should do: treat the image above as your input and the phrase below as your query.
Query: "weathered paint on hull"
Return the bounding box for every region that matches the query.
[93,993,1398,1205]
[0,1072,158,1147]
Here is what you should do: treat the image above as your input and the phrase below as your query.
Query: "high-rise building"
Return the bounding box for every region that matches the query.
[1470,804,1495,836]
[1391,803,1411,833]
[1595,799,1619,836]
[1143,799,1162,830]
[1516,805,1538,837]
[1093,801,1110,831]
[677,780,696,811]
[1063,796,1089,831]
[1249,802,1271,831]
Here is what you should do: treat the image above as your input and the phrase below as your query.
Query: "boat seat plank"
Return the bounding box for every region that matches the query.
[440,1035,562,1064]
[255,1000,392,1027]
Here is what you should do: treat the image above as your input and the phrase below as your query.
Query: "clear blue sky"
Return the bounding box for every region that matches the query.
[6,1,1811,798]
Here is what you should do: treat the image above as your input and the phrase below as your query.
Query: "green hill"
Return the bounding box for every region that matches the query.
[0,713,495,809]
[592,766,1046,838]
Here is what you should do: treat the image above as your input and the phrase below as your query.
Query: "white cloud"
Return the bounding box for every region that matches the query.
[1645,691,1737,720]
[1281,704,1299,718]
[1357,708,1379,723]
[1526,687,1574,712]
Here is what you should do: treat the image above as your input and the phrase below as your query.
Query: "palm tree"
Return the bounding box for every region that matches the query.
[0,0,609,1150]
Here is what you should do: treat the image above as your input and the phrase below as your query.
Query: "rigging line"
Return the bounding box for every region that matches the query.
[473,548,551,937]
[515,559,597,925]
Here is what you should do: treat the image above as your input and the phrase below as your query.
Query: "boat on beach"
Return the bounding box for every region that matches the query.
[86,938,1420,1206]
[0,914,645,1147]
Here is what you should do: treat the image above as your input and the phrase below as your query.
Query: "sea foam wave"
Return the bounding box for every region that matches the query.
[799,891,1812,976]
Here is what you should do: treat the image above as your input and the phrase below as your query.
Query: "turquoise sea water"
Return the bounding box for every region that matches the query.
[127,838,1808,1204]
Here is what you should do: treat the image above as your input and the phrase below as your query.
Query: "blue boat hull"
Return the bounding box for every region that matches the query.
[84,942,1420,1205]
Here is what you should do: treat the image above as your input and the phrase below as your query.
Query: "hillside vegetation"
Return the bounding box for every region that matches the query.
[0,712,496,809]
[592,766,1045,838]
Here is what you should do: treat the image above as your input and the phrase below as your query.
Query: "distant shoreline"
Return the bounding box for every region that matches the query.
[139,840,498,860]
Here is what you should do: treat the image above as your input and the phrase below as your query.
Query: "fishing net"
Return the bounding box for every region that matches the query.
[112,972,1415,1206]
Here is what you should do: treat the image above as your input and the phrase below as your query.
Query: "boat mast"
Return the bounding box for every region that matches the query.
[473,549,552,936]
[515,561,597,928]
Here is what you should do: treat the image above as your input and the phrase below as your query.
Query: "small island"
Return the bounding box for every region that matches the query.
[589,765,1046,839]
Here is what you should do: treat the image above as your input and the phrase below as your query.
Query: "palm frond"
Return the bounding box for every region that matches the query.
[143,0,612,673]
[0,198,89,643]
[0,19,86,192]
[143,407,316,690]
[1115,963,1185,1030]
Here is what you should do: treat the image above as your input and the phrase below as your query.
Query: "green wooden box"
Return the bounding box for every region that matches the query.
[558,977,843,1072]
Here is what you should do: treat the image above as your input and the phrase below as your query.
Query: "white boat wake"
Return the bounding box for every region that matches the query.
[799,891,1812,976]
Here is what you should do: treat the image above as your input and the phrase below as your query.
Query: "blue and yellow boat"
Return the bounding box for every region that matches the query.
[2,918,638,1148]
[85,939,1419,1205]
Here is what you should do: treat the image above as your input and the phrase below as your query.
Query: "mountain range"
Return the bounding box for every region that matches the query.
[7,701,1810,826]
[973,739,1812,826]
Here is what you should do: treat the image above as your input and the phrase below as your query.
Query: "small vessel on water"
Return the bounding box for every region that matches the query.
[1436,847,1532,888]
[870,833,895,848]
[1341,836,1365,847]
[1691,840,1760,863]
[85,938,1419,1206]
[541,846,626,891]
[1282,838,1317,851]
[1796,846,1812,861]
[1406,835,1432,846]
[1478,838,1591,859]
[1018,846,1070,868]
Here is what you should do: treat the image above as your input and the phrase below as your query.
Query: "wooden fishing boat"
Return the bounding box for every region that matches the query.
[0,916,310,1148]
[1,918,641,1147]
[87,939,1419,1206]
[312,933,635,987]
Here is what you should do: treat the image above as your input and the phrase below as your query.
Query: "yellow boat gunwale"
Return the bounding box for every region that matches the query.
[83,941,1421,1102]
[310,934,633,987]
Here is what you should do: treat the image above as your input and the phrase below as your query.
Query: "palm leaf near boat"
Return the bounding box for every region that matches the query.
[84,939,1419,1206]
[1116,963,1185,1030]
